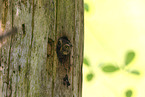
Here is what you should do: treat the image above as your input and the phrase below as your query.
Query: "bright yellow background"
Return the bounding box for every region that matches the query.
[83,0,145,97]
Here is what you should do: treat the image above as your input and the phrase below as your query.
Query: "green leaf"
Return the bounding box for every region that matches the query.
[84,3,89,12]
[102,64,119,73]
[83,57,90,66]
[86,73,94,81]
[130,70,140,75]
[125,51,135,66]
[126,90,133,97]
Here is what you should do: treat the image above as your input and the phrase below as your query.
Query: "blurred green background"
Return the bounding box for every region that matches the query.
[83,0,145,97]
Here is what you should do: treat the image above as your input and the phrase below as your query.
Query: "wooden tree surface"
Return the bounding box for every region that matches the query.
[0,0,84,97]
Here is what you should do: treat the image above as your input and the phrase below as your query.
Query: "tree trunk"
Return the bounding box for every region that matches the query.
[0,0,84,97]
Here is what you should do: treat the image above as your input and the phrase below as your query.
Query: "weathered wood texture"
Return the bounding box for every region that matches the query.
[0,0,84,97]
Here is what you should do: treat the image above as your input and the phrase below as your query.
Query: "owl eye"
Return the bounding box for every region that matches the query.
[58,39,62,46]
[65,45,69,49]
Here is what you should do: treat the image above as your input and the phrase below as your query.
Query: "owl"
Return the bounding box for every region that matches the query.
[56,37,72,62]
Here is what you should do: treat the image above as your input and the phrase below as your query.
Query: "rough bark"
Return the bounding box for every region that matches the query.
[0,0,84,97]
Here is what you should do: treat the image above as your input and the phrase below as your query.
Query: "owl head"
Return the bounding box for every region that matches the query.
[57,37,72,56]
